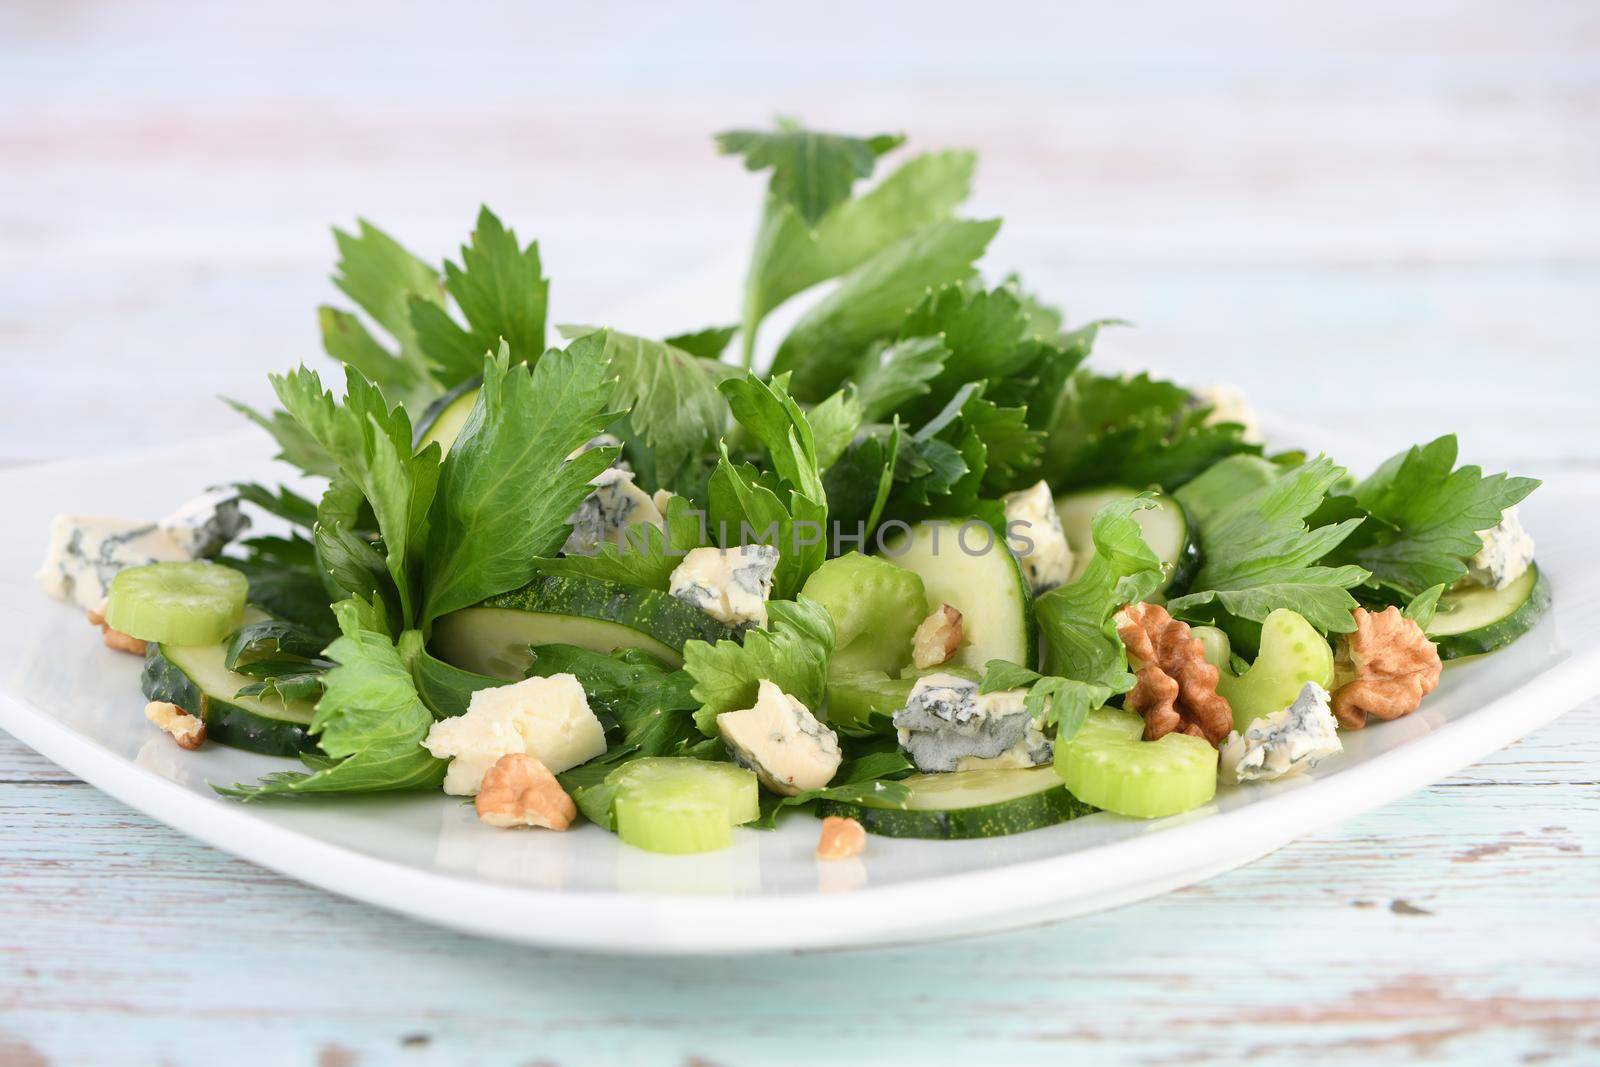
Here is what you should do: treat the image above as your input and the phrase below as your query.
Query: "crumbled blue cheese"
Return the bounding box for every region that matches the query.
[1196,383,1263,444]
[668,545,779,628]
[36,516,193,611]
[717,679,841,796]
[1002,480,1073,594]
[892,673,1053,773]
[1219,681,1342,785]
[1465,506,1535,591]
[561,467,665,556]
[421,673,606,795]
[160,488,250,558]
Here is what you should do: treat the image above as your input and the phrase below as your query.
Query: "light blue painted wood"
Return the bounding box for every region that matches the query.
[2,1,1597,1063]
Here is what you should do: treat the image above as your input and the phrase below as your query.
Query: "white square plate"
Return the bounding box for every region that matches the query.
[2,433,1595,954]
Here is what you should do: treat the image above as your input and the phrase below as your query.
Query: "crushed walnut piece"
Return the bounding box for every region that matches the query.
[1331,607,1441,730]
[1119,602,1233,746]
[145,700,206,750]
[91,597,146,655]
[911,603,964,669]
[102,627,147,656]
[816,816,867,860]
[474,754,576,830]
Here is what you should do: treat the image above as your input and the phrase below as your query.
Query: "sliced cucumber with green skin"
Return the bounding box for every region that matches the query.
[1054,710,1217,819]
[414,379,480,454]
[800,552,927,676]
[817,766,1095,839]
[607,757,759,854]
[106,562,250,646]
[432,575,742,679]
[1055,487,1198,596]
[142,639,317,757]
[1428,564,1551,661]
[880,519,1036,671]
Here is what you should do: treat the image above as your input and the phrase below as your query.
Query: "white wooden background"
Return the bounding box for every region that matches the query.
[2,2,1597,1064]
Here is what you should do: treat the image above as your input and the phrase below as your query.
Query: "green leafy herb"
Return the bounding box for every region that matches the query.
[716,122,904,227]
[219,535,337,635]
[270,366,440,629]
[770,218,1001,401]
[526,644,708,759]
[1403,583,1446,631]
[221,599,446,799]
[1043,370,1260,491]
[852,336,950,421]
[1035,497,1165,689]
[535,494,708,591]
[684,598,834,736]
[737,149,977,366]
[561,326,728,494]
[421,337,616,625]
[321,219,445,405]
[1335,434,1540,598]
[407,206,549,388]
[663,325,739,360]
[1166,456,1370,635]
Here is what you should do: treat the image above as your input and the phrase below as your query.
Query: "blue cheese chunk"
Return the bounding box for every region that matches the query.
[893,673,1053,773]
[1465,506,1535,591]
[668,545,779,628]
[561,468,665,556]
[37,516,193,611]
[717,679,841,796]
[160,489,250,558]
[1219,681,1342,785]
[1002,480,1073,594]
[1195,383,1263,444]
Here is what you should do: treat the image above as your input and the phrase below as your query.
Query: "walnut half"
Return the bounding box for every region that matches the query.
[1118,602,1233,746]
[1331,607,1441,729]
[475,754,576,830]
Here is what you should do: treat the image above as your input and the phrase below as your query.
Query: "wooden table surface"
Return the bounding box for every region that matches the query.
[2,3,1597,1064]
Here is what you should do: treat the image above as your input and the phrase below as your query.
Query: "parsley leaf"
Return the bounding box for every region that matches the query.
[270,366,441,630]
[770,218,1001,401]
[737,149,977,365]
[526,644,708,760]
[852,336,950,421]
[408,206,549,388]
[225,399,339,479]
[1336,434,1540,598]
[535,495,708,591]
[684,598,835,736]
[663,325,739,360]
[1035,497,1165,689]
[807,387,865,470]
[221,598,446,799]
[322,219,445,402]
[1166,456,1370,635]
[706,455,829,600]
[1043,370,1260,491]
[420,336,616,625]
[562,325,729,495]
[716,122,904,227]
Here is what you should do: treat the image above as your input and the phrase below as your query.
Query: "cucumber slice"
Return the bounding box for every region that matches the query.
[106,562,249,646]
[880,519,1035,670]
[1054,710,1217,819]
[824,671,915,736]
[1429,564,1551,660]
[1213,608,1335,732]
[431,575,742,679]
[799,552,926,676]
[1055,487,1198,595]
[414,379,480,455]
[142,637,317,757]
[817,766,1094,839]
[607,758,759,854]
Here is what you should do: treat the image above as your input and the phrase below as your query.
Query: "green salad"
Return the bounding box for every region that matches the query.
[40,121,1550,854]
